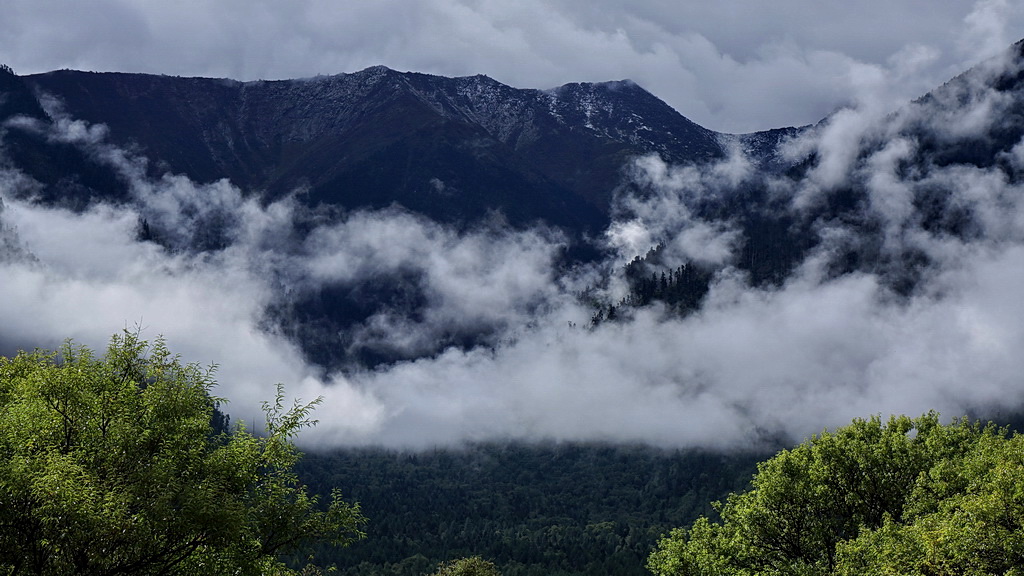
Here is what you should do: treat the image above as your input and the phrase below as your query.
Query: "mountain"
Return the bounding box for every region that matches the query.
[5,66,735,236]
[1,63,777,370]
[7,42,1024,368]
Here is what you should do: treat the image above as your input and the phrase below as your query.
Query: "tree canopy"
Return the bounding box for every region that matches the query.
[0,332,365,575]
[429,556,502,576]
[647,412,1024,576]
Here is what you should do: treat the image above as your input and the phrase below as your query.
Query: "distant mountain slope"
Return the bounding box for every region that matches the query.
[0,63,779,369]
[13,67,730,234]
[0,67,132,208]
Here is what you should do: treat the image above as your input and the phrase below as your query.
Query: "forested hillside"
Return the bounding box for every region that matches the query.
[294,445,762,576]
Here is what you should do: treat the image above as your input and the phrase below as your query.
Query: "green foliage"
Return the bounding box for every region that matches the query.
[834,430,1024,575]
[647,413,1020,576]
[430,556,502,576]
[0,332,366,575]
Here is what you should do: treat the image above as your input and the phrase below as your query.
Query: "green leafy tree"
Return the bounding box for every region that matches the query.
[430,556,502,576]
[647,413,1009,576]
[834,431,1024,575]
[0,331,366,575]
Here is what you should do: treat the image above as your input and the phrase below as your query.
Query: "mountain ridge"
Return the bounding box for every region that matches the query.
[6,44,1024,373]
[5,65,742,232]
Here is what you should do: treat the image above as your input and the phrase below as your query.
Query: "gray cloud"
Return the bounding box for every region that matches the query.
[297,209,570,360]
[0,108,582,441]
[331,238,1024,449]
[4,16,1024,450]
[2,1,1021,132]
[327,41,1024,449]
[605,152,747,269]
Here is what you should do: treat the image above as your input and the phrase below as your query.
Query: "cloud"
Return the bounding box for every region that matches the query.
[330,237,1024,449]
[960,0,1017,60]
[0,109,580,440]
[5,31,1024,451]
[297,208,570,360]
[604,151,748,269]
[335,194,1024,449]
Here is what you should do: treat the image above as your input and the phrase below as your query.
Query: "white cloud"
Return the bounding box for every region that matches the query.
[605,153,745,267]
[960,0,1017,61]
[300,208,570,358]
[5,11,1024,450]
[330,234,1024,449]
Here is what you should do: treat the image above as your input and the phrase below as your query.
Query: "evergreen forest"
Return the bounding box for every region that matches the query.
[293,444,762,575]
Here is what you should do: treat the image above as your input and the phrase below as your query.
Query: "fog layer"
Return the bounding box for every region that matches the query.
[3,46,1024,449]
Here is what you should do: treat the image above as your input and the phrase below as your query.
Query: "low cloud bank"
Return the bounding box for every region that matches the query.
[3,46,1024,449]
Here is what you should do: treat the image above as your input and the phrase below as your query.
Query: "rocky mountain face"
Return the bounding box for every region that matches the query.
[3,66,746,236]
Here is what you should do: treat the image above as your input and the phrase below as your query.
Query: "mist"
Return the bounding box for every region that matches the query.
[4,43,1024,450]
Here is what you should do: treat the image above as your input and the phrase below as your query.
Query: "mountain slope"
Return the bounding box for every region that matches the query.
[13,67,729,235]
[6,43,1024,375]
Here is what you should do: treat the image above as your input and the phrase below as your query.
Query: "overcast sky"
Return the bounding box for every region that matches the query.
[1,0,1021,132]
